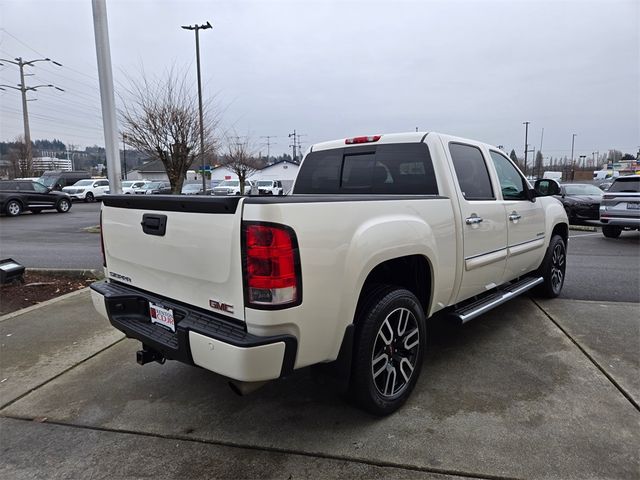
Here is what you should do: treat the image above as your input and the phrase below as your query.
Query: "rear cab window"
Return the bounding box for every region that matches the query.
[294,143,438,195]
[448,143,494,201]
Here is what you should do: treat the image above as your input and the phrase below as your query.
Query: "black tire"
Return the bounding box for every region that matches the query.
[30,208,42,214]
[5,199,22,217]
[350,286,426,416]
[536,234,566,298]
[85,192,95,202]
[602,225,622,238]
[56,198,71,213]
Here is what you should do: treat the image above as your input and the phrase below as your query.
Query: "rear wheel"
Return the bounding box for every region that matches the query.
[536,234,566,298]
[5,200,22,217]
[85,192,94,202]
[350,286,426,415]
[602,226,622,238]
[56,198,71,213]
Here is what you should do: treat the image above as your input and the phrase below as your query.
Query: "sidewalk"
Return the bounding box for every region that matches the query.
[1,290,638,479]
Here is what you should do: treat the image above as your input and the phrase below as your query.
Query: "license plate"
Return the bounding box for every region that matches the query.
[627,202,639,210]
[149,302,175,332]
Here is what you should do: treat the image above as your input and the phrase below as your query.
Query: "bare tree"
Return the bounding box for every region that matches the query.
[218,134,262,195]
[8,136,31,178]
[119,68,219,193]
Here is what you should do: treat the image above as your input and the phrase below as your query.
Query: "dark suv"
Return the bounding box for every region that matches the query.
[0,180,72,216]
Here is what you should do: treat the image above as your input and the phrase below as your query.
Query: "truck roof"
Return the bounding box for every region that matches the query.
[309,131,498,153]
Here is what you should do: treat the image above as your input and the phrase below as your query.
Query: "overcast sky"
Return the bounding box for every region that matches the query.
[1,0,638,161]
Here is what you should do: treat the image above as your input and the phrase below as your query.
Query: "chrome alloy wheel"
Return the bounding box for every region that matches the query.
[371,307,420,398]
[550,242,566,293]
[7,201,21,216]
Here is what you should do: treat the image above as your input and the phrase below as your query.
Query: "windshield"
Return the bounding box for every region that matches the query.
[145,182,161,189]
[564,184,603,196]
[37,175,57,187]
[122,181,135,188]
[257,181,272,187]
[608,177,640,193]
[218,180,239,187]
[73,180,94,187]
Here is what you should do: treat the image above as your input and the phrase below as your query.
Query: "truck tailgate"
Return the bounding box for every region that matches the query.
[101,195,246,321]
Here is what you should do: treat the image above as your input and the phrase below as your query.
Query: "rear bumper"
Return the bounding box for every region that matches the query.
[90,280,297,382]
[599,216,640,227]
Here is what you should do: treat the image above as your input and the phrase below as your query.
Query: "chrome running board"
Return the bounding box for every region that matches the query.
[449,276,544,324]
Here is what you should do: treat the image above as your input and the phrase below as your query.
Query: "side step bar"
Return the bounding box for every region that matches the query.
[449,276,544,324]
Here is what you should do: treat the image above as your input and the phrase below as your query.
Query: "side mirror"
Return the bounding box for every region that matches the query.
[533,178,561,197]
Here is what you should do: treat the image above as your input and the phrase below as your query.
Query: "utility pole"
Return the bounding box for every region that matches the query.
[522,121,530,177]
[260,135,275,162]
[122,132,127,180]
[182,21,212,194]
[289,130,298,162]
[571,134,577,164]
[0,57,64,172]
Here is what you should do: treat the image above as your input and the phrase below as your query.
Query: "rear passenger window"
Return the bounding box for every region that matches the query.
[449,143,494,200]
[295,143,438,195]
[18,182,35,191]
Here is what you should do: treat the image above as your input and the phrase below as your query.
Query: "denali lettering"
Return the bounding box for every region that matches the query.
[109,272,132,283]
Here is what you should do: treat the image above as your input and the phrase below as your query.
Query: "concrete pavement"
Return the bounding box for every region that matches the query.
[0,290,638,479]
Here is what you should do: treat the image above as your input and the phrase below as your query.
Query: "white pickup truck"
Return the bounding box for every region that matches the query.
[91,132,568,415]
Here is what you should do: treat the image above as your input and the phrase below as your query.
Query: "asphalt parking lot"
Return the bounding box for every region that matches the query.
[0,290,638,479]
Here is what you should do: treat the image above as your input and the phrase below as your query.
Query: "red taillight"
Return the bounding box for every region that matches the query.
[243,222,301,308]
[100,211,106,267]
[345,135,381,144]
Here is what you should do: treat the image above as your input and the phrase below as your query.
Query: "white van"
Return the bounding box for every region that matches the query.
[593,170,620,181]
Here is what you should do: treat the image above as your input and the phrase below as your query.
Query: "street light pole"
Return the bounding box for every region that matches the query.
[182,21,212,194]
[523,121,530,176]
[571,133,577,164]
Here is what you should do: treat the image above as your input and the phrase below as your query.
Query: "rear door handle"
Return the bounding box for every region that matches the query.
[465,215,484,225]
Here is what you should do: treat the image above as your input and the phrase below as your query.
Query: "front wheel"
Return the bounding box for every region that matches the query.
[350,286,426,416]
[602,225,622,238]
[56,198,71,213]
[84,192,95,202]
[536,234,566,298]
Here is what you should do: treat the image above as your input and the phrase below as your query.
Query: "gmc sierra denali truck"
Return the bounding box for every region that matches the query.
[91,132,568,415]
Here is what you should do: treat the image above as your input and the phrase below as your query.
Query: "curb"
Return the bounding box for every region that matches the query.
[0,287,91,323]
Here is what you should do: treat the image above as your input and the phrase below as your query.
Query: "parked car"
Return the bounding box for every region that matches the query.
[92,131,568,415]
[122,180,150,194]
[212,179,253,196]
[554,183,603,225]
[599,175,640,238]
[62,178,110,202]
[0,180,72,216]
[181,182,211,195]
[256,179,284,195]
[142,181,172,195]
[37,170,91,191]
[598,181,613,191]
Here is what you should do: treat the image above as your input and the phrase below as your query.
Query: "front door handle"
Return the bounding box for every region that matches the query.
[509,212,522,222]
[465,215,484,225]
